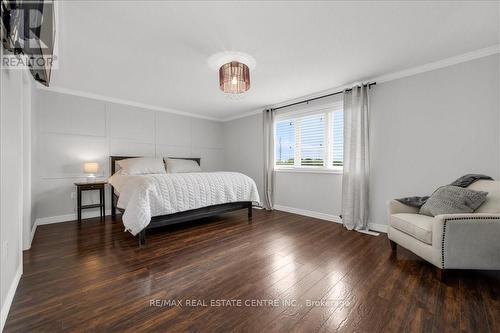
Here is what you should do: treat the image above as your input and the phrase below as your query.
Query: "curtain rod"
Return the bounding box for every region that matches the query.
[270,82,376,112]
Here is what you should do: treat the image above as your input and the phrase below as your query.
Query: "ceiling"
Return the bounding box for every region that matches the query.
[52,1,499,120]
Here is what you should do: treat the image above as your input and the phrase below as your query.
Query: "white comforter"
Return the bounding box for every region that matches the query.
[108,172,260,235]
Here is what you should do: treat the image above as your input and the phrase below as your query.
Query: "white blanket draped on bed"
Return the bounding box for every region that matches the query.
[109,172,260,235]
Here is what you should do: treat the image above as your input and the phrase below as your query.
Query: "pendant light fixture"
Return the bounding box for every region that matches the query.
[208,51,256,96]
[219,61,250,94]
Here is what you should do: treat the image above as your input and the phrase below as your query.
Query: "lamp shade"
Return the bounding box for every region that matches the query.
[219,61,250,94]
[83,162,99,174]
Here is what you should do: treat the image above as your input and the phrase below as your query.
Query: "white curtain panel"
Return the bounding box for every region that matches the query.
[263,109,275,210]
[341,85,370,230]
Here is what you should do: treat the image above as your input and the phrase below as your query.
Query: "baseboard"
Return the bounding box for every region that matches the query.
[30,221,37,245]
[252,202,265,209]
[368,223,388,233]
[273,205,342,223]
[36,209,112,226]
[34,206,389,232]
[274,204,388,233]
[0,264,22,332]
[22,220,38,251]
[36,205,258,226]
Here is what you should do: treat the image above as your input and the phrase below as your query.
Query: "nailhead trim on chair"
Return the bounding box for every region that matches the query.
[443,216,500,221]
[441,222,447,269]
[441,216,500,269]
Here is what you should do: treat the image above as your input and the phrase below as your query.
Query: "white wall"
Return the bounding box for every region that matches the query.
[32,90,225,222]
[30,85,37,231]
[0,67,24,329]
[370,54,500,227]
[274,171,342,215]
[223,114,264,199]
[22,73,32,250]
[27,54,500,228]
[224,54,500,228]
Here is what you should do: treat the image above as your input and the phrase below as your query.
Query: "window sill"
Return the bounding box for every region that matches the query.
[274,168,343,175]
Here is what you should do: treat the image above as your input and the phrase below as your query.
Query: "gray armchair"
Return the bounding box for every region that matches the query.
[387,180,500,280]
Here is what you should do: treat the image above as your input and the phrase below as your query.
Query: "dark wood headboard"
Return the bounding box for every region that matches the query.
[110,156,201,176]
[110,156,139,175]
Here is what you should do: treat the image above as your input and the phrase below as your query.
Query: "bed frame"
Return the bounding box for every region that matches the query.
[110,156,253,246]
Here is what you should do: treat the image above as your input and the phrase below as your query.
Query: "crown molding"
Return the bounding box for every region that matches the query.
[36,45,499,123]
[372,44,500,84]
[221,44,500,122]
[35,85,221,122]
[222,108,264,122]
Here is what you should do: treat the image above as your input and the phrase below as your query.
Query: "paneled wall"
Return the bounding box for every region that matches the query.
[32,90,224,222]
[1,67,24,330]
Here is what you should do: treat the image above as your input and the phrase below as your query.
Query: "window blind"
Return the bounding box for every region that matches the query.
[274,101,343,170]
[300,114,325,166]
[275,119,295,166]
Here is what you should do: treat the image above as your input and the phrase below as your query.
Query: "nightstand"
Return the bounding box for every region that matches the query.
[74,181,107,222]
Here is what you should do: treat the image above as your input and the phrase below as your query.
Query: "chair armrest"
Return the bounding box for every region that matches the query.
[388,200,419,215]
[432,213,500,269]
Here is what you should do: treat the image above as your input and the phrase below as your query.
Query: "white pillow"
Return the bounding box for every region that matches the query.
[165,158,202,173]
[116,157,166,175]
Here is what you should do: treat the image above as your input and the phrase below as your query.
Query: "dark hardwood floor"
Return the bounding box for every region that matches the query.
[4,209,500,332]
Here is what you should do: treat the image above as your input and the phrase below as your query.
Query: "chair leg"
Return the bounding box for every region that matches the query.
[436,268,446,282]
[389,240,397,252]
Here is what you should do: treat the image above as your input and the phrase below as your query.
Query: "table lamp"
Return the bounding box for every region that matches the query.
[83,162,99,183]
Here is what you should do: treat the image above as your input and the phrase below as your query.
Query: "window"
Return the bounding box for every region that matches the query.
[275,120,295,166]
[331,110,344,167]
[300,114,325,166]
[274,102,343,171]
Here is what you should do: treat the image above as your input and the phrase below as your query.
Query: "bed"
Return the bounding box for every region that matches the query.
[109,156,260,246]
